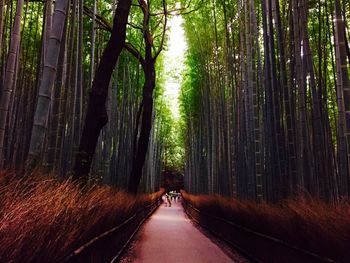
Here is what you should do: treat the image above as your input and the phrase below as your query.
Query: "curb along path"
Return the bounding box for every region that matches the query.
[120,201,240,263]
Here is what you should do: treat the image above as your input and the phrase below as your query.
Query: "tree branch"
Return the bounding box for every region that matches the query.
[150,0,203,16]
[83,6,112,32]
[154,0,167,59]
[128,22,143,31]
[125,42,146,68]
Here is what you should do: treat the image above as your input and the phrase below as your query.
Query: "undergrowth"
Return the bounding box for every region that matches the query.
[0,171,163,263]
[181,190,350,261]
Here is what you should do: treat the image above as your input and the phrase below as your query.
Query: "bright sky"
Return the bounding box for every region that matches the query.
[163,14,187,119]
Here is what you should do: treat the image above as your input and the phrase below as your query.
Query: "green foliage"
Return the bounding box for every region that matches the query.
[158,102,185,171]
[179,53,202,123]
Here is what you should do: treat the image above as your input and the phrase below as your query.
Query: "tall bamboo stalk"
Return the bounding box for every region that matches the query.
[27,0,69,168]
[0,0,24,166]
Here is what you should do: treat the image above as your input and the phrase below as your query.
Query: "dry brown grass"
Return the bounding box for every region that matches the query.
[0,170,163,263]
[181,190,350,261]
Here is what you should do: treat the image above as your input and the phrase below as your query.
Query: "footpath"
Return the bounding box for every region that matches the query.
[120,200,235,263]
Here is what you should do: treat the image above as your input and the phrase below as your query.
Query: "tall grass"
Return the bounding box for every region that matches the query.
[0,171,163,263]
[181,190,350,261]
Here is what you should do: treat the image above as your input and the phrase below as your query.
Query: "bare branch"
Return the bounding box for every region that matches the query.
[127,22,143,31]
[153,32,164,41]
[154,0,167,59]
[125,42,146,68]
[153,14,164,30]
[83,6,112,32]
[138,0,148,16]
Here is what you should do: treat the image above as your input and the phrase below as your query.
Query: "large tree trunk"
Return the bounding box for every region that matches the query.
[128,64,156,194]
[125,0,167,194]
[73,0,132,180]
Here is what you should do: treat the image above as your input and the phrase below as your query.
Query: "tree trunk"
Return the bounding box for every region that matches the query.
[73,0,132,180]
[0,0,24,166]
[0,0,5,63]
[44,11,68,172]
[128,64,156,194]
[334,0,350,197]
[27,0,69,169]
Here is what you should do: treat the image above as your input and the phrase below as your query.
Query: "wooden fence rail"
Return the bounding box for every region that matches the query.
[60,198,162,263]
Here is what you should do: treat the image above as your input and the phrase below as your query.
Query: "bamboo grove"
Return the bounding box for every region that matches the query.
[1,0,350,202]
[180,0,350,202]
[0,0,193,193]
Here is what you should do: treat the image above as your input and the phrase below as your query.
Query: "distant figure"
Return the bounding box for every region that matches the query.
[163,195,168,207]
[166,193,171,207]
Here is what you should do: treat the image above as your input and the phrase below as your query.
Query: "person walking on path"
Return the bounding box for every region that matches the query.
[163,193,172,207]
[166,193,171,207]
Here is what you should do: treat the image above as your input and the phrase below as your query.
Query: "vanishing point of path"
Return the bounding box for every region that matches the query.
[120,201,248,263]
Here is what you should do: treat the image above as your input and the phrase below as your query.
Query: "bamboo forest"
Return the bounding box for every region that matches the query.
[0,0,350,262]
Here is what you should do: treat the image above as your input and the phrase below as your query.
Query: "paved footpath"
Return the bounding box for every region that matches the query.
[120,200,236,263]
